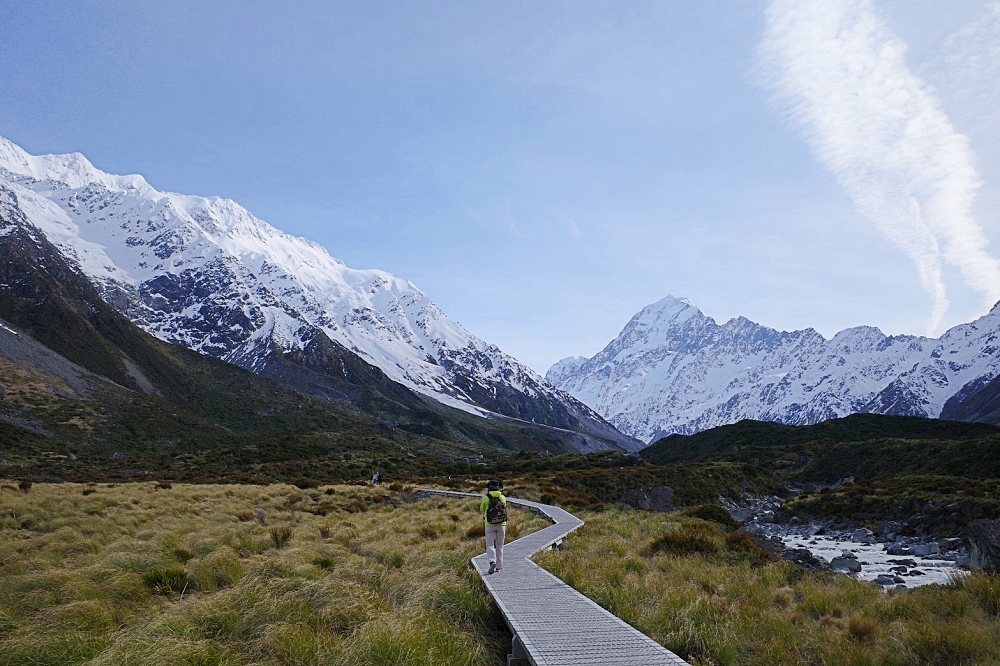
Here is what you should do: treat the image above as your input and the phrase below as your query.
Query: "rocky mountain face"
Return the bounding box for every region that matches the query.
[0,137,637,452]
[546,295,1000,442]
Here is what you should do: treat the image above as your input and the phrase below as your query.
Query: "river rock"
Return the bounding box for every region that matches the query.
[911,543,940,557]
[851,528,875,543]
[830,556,862,573]
[873,574,896,586]
[783,548,826,569]
[616,486,675,513]
[968,518,1000,573]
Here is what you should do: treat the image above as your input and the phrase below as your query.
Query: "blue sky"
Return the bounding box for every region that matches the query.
[2,1,999,373]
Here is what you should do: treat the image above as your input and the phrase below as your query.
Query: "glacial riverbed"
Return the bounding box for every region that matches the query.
[780,532,965,588]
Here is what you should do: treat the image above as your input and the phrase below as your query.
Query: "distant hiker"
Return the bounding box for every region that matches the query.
[480,479,508,574]
[371,472,382,486]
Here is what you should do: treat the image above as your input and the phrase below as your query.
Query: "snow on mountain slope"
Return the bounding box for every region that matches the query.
[546,295,1000,442]
[0,137,636,450]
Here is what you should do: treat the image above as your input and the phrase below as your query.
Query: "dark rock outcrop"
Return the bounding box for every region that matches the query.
[968,518,1000,573]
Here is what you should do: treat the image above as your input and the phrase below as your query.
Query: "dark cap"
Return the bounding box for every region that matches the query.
[487,479,501,491]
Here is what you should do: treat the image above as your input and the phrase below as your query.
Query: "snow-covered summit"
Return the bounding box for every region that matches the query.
[547,295,1000,442]
[0,136,635,450]
[0,137,151,192]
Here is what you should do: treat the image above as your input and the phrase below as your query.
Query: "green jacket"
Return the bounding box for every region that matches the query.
[480,490,507,527]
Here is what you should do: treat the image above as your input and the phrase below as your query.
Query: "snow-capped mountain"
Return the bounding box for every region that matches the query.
[0,136,637,451]
[546,295,1000,442]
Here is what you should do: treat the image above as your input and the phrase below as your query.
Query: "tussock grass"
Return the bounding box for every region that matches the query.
[0,482,547,665]
[536,509,1000,665]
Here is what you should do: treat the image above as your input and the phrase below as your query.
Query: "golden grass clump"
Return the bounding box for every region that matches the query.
[269,525,293,549]
[536,508,1000,665]
[0,481,548,665]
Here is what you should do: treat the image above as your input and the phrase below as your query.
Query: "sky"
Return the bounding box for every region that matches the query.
[1,0,999,374]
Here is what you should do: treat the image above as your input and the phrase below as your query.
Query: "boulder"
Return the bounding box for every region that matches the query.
[911,543,940,557]
[616,486,674,513]
[939,538,964,552]
[873,574,896,586]
[783,548,826,569]
[968,519,1000,573]
[851,528,875,543]
[830,556,862,573]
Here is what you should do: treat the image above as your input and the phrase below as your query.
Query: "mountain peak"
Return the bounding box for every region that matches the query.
[548,294,1000,442]
[0,135,151,192]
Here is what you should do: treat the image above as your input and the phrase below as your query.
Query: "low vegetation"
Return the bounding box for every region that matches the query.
[642,414,1000,480]
[0,481,548,665]
[784,475,1000,533]
[535,509,1000,665]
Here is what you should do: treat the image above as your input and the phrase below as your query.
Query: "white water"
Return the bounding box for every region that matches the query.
[782,534,966,589]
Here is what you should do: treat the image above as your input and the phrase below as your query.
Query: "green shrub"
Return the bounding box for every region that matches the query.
[648,523,721,556]
[682,504,741,530]
[142,566,189,595]
[723,530,771,563]
[18,479,32,493]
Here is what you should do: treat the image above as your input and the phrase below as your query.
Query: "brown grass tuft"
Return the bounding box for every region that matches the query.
[847,614,879,642]
[269,526,293,549]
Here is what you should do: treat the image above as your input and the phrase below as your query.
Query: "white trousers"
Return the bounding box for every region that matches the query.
[485,525,506,568]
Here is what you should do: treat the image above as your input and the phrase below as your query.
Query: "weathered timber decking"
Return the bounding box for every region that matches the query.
[420,489,689,666]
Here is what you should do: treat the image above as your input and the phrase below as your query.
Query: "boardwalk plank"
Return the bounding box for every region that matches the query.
[420,489,689,666]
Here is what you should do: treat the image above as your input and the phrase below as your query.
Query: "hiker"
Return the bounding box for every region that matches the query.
[480,479,507,574]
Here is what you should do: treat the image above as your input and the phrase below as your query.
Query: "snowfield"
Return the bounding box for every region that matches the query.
[547,295,1000,442]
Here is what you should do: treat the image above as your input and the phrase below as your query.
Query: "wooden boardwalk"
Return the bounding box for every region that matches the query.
[420,490,689,666]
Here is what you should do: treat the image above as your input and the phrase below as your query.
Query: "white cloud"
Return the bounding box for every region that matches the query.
[937,2,1000,145]
[760,0,1000,334]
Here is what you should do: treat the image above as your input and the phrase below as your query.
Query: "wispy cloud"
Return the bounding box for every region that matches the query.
[760,0,1000,333]
[937,2,1000,145]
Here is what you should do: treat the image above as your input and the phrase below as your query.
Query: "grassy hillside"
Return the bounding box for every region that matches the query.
[0,481,549,666]
[641,414,1000,482]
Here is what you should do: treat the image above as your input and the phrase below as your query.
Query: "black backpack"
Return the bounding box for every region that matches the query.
[486,494,507,525]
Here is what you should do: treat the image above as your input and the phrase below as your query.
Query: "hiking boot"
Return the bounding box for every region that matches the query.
[487,562,496,575]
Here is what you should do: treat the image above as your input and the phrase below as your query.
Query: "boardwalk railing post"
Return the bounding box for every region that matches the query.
[507,634,530,666]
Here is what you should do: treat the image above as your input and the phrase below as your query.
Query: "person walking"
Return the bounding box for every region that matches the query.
[480,479,508,574]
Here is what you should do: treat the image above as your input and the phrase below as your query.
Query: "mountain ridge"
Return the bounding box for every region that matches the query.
[0,136,640,452]
[547,294,1000,441]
